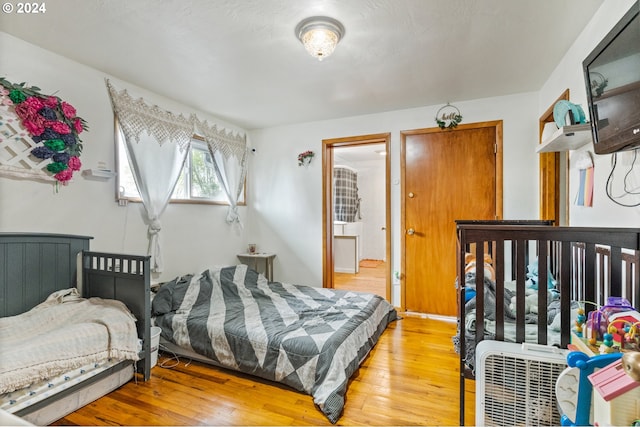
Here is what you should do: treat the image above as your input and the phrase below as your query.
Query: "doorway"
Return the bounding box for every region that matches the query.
[539,89,570,225]
[401,122,503,315]
[322,133,391,302]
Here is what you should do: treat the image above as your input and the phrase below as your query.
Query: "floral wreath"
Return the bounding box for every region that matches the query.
[0,77,88,184]
[435,103,463,130]
[298,150,314,166]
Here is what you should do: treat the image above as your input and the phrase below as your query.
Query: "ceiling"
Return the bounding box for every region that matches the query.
[0,0,604,130]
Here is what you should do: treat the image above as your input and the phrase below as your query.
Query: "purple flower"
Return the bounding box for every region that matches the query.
[60,133,77,146]
[41,128,60,140]
[53,152,70,164]
[31,146,55,159]
[38,107,57,121]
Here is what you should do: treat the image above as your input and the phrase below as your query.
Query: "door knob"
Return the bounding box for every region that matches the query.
[408,192,415,198]
[407,228,415,235]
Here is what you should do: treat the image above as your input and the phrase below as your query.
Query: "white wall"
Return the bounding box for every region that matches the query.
[539,0,640,227]
[12,1,631,301]
[248,92,541,297]
[0,32,249,283]
[353,158,386,261]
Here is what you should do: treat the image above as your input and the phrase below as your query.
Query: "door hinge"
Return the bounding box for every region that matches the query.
[494,143,497,154]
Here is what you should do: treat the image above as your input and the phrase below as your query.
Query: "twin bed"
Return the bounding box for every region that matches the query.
[455,221,640,425]
[0,233,151,425]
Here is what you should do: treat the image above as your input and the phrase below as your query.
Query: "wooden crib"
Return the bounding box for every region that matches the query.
[455,221,640,425]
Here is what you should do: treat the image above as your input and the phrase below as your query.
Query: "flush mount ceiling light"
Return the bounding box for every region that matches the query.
[295,16,345,61]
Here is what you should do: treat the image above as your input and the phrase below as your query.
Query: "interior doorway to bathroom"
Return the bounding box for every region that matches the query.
[322,133,391,301]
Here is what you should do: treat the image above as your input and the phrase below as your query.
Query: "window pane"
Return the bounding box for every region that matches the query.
[190,145,223,199]
[116,124,242,204]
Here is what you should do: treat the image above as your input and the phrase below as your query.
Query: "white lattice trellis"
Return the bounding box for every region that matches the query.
[0,94,54,182]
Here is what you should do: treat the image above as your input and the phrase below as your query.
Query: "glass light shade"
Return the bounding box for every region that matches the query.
[295,16,345,61]
[301,28,339,60]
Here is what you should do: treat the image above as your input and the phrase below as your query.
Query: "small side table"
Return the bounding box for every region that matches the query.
[237,253,277,281]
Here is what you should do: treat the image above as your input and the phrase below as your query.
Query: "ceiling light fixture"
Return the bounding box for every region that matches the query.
[295,16,345,61]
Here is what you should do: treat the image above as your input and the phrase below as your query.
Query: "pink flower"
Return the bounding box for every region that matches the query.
[60,101,76,119]
[23,119,45,136]
[54,169,73,183]
[73,118,84,134]
[1,97,13,106]
[68,156,81,171]
[23,96,44,112]
[14,103,37,121]
[43,96,58,108]
[47,121,71,134]
[0,87,8,96]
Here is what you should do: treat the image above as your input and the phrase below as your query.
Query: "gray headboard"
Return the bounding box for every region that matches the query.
[0,233,92,317]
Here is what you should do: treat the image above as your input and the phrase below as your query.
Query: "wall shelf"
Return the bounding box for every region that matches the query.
[537,123,593,153]
[82,169,116,180]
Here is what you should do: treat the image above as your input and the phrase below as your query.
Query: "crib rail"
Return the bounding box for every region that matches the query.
[82,251,151,380]
[455,222,640,426]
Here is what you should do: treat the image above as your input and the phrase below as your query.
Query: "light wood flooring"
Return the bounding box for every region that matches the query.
[333,259,386,296]
[53,262,475,426]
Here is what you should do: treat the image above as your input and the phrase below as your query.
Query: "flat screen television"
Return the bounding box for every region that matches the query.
[583,1,640,154]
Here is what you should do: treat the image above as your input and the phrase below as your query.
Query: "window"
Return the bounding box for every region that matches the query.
[116,130,244,205]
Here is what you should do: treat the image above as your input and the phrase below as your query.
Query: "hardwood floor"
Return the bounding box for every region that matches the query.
[53,263,475,426]
[333,259,386,296]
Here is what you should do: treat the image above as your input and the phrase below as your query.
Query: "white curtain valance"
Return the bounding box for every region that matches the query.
[106,80,247,152]
[106,80,194,151]
[193,117,247,161]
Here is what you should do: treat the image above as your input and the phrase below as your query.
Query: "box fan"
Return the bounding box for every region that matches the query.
[476,341,569,426]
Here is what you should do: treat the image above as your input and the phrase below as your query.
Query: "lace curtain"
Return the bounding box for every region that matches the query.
[106,80,248,270]
[194,118,248,226]
[107,81,193,273]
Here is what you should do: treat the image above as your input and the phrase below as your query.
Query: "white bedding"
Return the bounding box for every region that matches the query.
[0,288,139,394]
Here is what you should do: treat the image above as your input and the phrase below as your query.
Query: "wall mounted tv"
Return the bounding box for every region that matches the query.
[583,1,640,154]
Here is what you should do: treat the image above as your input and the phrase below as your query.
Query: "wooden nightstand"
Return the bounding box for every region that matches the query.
[237,253,276,281]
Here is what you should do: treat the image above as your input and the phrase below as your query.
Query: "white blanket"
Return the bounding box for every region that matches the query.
[0,288,139,394]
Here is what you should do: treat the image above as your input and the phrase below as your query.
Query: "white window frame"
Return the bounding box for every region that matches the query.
[115,126,245,205]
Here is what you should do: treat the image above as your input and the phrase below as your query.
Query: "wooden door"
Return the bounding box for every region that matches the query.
[402,122,502,315]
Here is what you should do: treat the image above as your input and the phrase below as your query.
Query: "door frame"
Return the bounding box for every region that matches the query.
[539,89,570,225]
[322,133,392,301]
[400,121,503,312]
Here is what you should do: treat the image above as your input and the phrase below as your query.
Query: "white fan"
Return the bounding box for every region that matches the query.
[476,341,569,426]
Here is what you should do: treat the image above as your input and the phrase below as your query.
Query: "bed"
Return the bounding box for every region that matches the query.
[152,263,397,424]
[454,221,640,425]
[0,233,151,425]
